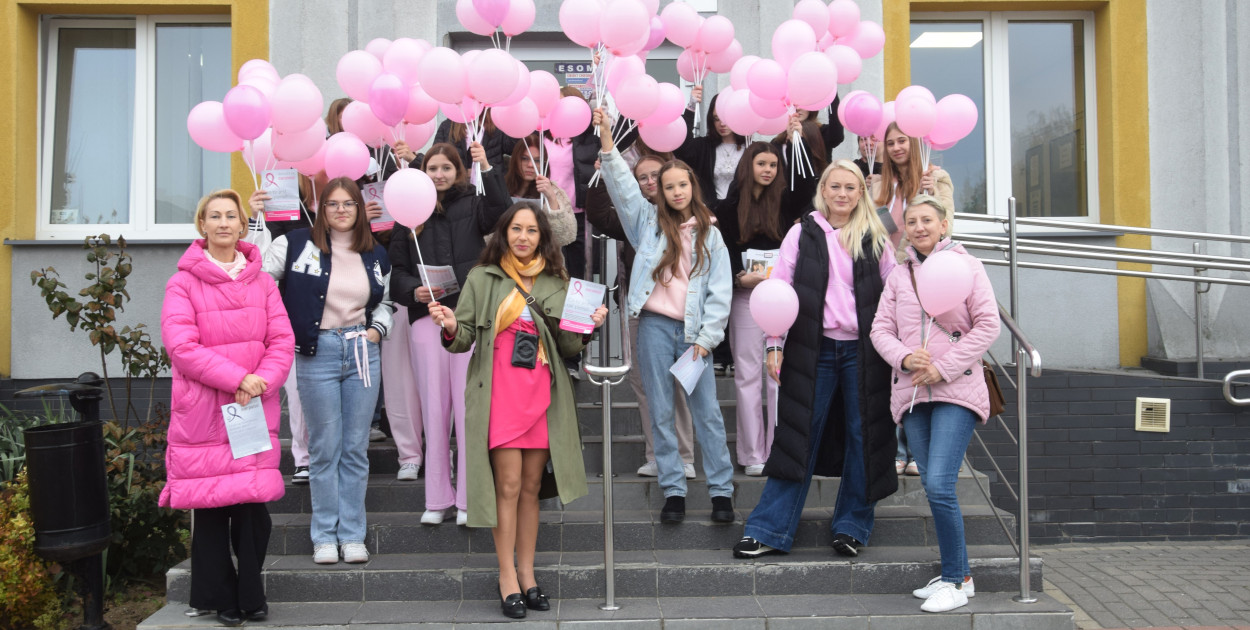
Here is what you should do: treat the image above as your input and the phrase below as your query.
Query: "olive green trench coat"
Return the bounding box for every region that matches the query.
[443,264,589,528]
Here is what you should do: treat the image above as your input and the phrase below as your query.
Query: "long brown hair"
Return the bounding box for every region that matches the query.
[478,201,568,279]
[505,134,542,199]
[311,177,374,254]
[873,122,925,207]
[424,143,470,212]
[447,110,499,143]
[734,142,785,243]
[653,160,715,285]
[325,98,351,135]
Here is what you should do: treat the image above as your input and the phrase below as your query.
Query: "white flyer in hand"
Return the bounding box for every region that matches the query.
[260,169,302,221]
[361,182,394,232]
[669,345,708,396]
[221,397,273,460]
[742,249,780,277]
[418,265,460,298]
[559,278,607,334]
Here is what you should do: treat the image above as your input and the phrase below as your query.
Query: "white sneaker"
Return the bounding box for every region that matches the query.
[637,461,659,477]
[341,542,369,564]
[312,543,339,564]
[456,509,468,526]
[920,581,969,613]
[369,427,387,442]
[397,463,420,481]
[913,575,975,599]
[683,463,696,479]
[744,464,765,476]
[421,509,446,525]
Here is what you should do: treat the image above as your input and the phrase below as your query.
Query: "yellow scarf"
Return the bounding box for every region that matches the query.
[494,252,549,366]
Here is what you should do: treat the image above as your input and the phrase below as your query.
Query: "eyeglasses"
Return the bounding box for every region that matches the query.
[325,201,358,211]
[636,174,660,183]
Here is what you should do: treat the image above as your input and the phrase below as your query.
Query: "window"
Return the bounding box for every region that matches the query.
[40,16,231,239]
[910,12,1098,221]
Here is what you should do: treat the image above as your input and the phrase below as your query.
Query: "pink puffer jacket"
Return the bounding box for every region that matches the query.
[159,240,295,510]
[870,241,1000,423]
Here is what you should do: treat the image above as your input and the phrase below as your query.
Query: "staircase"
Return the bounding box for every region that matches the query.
[139,375,1073,628]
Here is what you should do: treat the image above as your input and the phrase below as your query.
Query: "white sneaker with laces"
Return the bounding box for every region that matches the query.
[683,463,696,479]
[341,542,369,564]
[744,464,765,476]
[913,575,975,599]
[456,509,468,526]
[637,461,659,477]
[421,509,446,525]
[396,463,420,481]
[920,581,969,612]
[312,543,339,564]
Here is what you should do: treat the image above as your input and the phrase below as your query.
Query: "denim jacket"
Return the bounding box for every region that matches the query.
[599,147,732,351]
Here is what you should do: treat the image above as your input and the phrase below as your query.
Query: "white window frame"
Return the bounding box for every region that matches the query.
[38,14,231,241]
[912,11,1100,223]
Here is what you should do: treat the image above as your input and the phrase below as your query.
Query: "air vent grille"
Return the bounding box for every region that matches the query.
[1135,397,1171,432]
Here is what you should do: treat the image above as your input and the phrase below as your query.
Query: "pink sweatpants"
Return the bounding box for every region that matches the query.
[284,364,309,468]
[382,305,423,465]
[409,315,470,511]
[728,287,778,467]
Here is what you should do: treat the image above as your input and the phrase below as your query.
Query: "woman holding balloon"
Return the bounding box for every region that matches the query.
[389,141,511,526]
[505,134,578,247]
[869,195,998,613]
[870,122,954,249]
[734,160,897,560]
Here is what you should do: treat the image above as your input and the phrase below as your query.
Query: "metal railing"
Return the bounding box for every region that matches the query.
[1224,369,1250,406]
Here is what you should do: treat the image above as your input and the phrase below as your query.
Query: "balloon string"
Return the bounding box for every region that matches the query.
[506,36,512,53]
[525,148,549,214]
[245,139,259,190]
[412,236,435,304]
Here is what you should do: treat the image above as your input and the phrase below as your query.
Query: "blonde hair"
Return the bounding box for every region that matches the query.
[811,160,888,261]
[898,194,952,261]
[193,189,248,237]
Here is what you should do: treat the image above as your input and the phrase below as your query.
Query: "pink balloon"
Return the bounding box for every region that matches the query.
[643,16,666,52]
[342,101,389,147]
[495,59,533,107]
[473,0,510,26]
[383,38,429,86]
[897,84,936,105]
[840,93,883,138]
[696,15,735,54]
[502,0,536,37]
[237,59,277,83]
[614,74,659,120]
[273,118,327,162]
[749,91,787,119]
[786,51,837,108]
[187,101,244,153]
[369,74,409,127]
[838,89,871,126]
[638,116,687,152]
[405,84,440,124]
[384,168,439,228]
[927,137,958,151]
[842,20,885,59]
[440,98,483,124]
[468,49,521,104]
[528,70,562,117]
[222,85,271,141]
[492,98,540,138]
[676,49,708,83]
[750,279,799,336]
[606,54,646,93]
[600,0,650,55]
[793,0,830,39]
[546,96,592,139]
[827,0,861,38]
[797,86,839,113]
[707,39,743,74]
[659,0,701,48]
[895,95,937,138]
[772,19,818,69]
[238,72,278,100]
[559,0,605,48]
[827,45,863,84]
[242,129,274,171]
[729,55,759,90]
[418,47,467,105]
[876,101,896,140]
[758,112,790,136]
[365,38,392,61]
[324,132,371,180]
[719,88,763,136]
[645,82,685,125]
[270,74,324,135]
[292,142,326,177]
[337,50,384,103]
[746,59,787,101]
[457,0,496,37]
[914,250,974,315]
[929,94,979,144]
[386,119,437,151]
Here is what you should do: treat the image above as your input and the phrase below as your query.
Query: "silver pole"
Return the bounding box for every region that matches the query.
[1193,242,1206,380]
[1008,198,1020,363]
[594,233,621,612]
[1013,345,1037,604]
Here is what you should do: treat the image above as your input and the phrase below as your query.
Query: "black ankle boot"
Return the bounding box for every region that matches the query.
[660,496,686,523]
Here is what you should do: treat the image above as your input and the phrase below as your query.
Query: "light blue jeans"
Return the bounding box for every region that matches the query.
[297,325,381,546]
[902,402,977,583]
[637,312,734,499]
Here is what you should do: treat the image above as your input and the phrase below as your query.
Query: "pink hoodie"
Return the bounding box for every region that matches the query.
[869,241,1000,423]
[159,240,295,510]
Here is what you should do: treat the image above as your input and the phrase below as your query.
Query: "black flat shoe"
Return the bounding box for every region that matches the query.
[524,586,550,611]
[501,592,527,619]
[660,496,686,523]
[245,602,268,622]
[216,609,243,627]
[710,496,735,523]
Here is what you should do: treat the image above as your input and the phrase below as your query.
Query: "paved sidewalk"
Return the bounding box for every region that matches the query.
[1037,540,1250,630]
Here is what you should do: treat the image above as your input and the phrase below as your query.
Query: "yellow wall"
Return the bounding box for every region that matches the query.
[0,0,267,377]
[885,0,1150,366]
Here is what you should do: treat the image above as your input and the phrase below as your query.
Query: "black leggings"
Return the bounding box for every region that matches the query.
[189,503,271,613]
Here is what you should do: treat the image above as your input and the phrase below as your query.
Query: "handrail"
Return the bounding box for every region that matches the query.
[994,303,1041,604]
[958,234,1250,275]
[1223,369,1250,406]
[954,211,1250,245]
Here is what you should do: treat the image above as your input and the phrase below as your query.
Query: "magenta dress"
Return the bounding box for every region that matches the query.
[488,314,552,449]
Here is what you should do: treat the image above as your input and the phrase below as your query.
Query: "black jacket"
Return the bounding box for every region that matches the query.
[763,217,897,504]
[388,167,511,323]
[434,119,518,174]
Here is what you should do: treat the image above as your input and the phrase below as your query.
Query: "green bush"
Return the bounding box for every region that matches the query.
[0,471,66,630]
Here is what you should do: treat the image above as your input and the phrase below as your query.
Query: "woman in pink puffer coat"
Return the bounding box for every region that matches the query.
[160,189,294,626]
[870,194,999,614]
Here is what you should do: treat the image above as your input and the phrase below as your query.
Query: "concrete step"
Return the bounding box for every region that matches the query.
[140,592,1073,629]
[164,545,1042,605]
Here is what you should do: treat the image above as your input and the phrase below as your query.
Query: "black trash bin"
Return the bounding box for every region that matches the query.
[23,420,111,562]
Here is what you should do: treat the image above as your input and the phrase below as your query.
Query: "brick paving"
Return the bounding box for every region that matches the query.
[1037,541,1250,630]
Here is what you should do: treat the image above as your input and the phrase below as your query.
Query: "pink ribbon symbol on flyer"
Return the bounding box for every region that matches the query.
[264,173,277,188]
[573,280,583,296]
[367,188,380,200]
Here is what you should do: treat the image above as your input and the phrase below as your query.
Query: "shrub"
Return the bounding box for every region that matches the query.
[0,471,66,630]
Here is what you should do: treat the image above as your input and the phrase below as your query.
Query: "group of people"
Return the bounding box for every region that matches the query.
[156,86,998,625]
